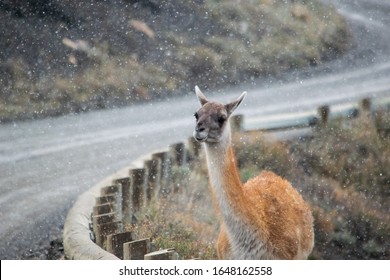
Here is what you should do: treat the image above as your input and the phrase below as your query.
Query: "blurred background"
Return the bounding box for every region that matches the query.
[0,0,351,122]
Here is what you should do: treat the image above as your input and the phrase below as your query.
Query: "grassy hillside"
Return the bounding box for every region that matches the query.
[0,0,351,122]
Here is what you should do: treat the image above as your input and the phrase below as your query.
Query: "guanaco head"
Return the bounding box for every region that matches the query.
[193,86,246,143]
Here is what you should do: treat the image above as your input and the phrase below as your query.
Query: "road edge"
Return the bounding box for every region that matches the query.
[62,152,161,260]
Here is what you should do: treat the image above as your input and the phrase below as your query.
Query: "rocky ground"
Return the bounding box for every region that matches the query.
[25,238,65,260]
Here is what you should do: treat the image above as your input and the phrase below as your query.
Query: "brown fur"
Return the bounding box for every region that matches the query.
[193,87,314,259]
[217,146,314,259]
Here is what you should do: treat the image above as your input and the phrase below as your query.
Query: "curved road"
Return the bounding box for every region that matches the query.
[1,0,390,259]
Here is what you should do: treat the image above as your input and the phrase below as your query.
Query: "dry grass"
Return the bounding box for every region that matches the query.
[0,0,351,122]
[127,164,219,260]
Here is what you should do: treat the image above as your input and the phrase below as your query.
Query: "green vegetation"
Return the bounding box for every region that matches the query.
[130,110,390,259]
[0,0,351,122]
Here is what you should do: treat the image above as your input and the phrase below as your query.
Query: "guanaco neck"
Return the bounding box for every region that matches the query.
[203,125,248,221]
[204,123,268,259]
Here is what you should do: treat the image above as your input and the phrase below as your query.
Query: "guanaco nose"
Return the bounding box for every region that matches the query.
[196,125,206,132]
[196,122,206,132]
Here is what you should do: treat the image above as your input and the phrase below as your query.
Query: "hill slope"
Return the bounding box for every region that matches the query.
[0,0,351,122]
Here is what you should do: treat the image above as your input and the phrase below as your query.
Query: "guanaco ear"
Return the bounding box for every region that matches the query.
[195,86,208,106]
[225,91,247,116]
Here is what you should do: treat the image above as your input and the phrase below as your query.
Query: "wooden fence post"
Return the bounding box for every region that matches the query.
[107,231,135,259]
[360,98,372,112]
[187,136,202,161]
[101,185,120,196]
[317,105,330,128]
[101,185,122,221]
[123,238,151,260]
[129,168,146,211]
[169,142,187,166]
[144,248,179,260]
[144,157,162,203]
[92,212,116,226]
[95,195,117,205]
[152,151,171,197]
[231,114,244,132]
[94,221,122,249]
[115,177,132,225]
[93,203,117,216]
[92,192,121,247]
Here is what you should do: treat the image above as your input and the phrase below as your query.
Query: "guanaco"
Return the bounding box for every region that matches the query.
[193,86,314,259]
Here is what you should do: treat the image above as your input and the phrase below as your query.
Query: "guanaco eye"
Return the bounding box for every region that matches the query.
[194,112,199,120]
[217,115,226,127]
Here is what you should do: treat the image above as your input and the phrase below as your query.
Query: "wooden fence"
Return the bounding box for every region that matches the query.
[83,97,390,260]
[89,139,198,259]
